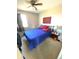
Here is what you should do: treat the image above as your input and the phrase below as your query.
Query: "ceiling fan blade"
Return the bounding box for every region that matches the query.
[34,3,43,5]
[33,6,37,10]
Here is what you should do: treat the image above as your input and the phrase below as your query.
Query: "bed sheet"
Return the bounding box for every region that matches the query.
[24,28,51,50]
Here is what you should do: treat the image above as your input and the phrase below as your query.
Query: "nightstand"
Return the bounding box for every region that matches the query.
[50,32,60,41]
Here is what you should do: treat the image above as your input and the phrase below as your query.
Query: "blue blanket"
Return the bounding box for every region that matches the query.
[24,28,51,50]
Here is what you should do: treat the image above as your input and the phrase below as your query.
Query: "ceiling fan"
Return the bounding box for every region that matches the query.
[25,0,43,10]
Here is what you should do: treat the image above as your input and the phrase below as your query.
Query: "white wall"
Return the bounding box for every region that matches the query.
[39,4,62,26]
[39,15,62,26]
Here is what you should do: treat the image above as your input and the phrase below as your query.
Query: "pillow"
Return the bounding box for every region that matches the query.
[39,25,49,29]
[42,28,49,32]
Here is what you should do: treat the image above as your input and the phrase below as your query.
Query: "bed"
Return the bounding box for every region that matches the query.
[24,28,51,50]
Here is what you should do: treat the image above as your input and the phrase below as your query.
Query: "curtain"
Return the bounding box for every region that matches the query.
[17,13,24,32]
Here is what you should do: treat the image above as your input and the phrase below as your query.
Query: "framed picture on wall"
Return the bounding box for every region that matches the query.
[43,17,51,24]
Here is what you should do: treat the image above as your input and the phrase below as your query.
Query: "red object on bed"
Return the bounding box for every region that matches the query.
[39,25,50,32]
[39,25,49,29]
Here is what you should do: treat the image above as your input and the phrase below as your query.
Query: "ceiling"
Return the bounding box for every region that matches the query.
[17,0,61,13]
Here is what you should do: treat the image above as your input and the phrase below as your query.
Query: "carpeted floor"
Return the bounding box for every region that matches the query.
[22,37,62,59]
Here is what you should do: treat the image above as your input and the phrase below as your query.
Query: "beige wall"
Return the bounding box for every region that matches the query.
[39,4,62,26]
[17,10,39,28]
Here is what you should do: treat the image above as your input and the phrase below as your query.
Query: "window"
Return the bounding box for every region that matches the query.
[20,14,28,27]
